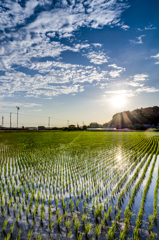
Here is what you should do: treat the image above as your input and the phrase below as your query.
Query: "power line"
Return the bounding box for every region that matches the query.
[0,111,67,121]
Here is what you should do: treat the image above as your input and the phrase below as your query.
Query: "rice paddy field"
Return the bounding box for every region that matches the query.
[0,131,159,240]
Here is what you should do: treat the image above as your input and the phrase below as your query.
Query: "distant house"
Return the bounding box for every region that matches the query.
[87,127,116,131]
[87,128,102,131]
[28,127,37,130]
[102,127,116,130]
[38,126,45,130]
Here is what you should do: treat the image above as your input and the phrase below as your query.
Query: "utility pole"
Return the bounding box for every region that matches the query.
[48,117,50,128]
[10,113,12,129]
[67,120,69,128]
[2,116,4,128]
[16,106,20,128]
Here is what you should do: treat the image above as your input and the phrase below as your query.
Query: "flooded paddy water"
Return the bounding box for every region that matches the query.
[0,131,159,239]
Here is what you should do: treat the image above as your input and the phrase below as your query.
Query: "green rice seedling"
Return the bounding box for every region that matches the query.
[74,219,80,232]
[108,205,112,219]
[68,230,73,240]
[62,201,67,211]
[85,222,91,236]
[55,197,59,209]
[1,198,4,210]
[73,213,77,222]
[69,201,74,213]
[56,208,60,217]
[32,218,36,227]
[27,230,33,240]
[57,215,63,226]
[149,232,156,240]
[65,219,71,230]
[92,201,95,211]
[77,232,84,240]
[40,210,45,221]
[95,224,101,239]
[106,222,116,240]
[149,215,154,233]
[16,214,20,223]
[49,212,52,222]
[10,222,15,236]
[37,233,42,240]
[3,219,8,231]
[115,209,122,222]
[48,221,56,232]
[82,213,87,225]
[64,210,68,219]
[83,202,88,213]
[94,203,103,220]
[101,219,105,230]
[17,229,22,240]
[5,233,10,240]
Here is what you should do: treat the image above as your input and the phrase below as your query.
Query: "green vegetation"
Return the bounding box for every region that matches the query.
[0,131,158,239]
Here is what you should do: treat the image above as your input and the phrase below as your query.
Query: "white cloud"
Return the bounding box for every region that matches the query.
[92,43,102,48]
[151,53,159,64]
[109,70,122,77]
[108,64,125,77]
[138,25,157,31]
[105,89,134,97]
[130,35,145,44]
[0,0,38,30]
[136,87,159,93]
[151,53,159,59]
[108,64,125,70]
[99,83,108,89]
[145,25,157,30]
[0,0,130,71]
[0,101,41,108]
[134,74,148,81]
[84,51,109,64]
[0,0,129,34]
[0,61,108,99]
[121,25,130,30]
[127,81,144,87]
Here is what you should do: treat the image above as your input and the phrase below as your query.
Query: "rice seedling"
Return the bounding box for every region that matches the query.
[74,219,81,232]
[77,232,84,240]
[5,233,10,240]
[27,230,33,240]
[148,215,154,233]
[94,224,101,239]
[3,219,8,231]
[65,218,71,230]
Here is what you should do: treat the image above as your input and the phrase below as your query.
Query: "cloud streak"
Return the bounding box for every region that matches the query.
[130,35,145,44]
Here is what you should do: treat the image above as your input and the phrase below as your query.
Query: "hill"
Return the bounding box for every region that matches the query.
[104,106,159,129]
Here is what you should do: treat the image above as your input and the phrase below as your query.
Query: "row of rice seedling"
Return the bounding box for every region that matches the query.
[133,146,159,239]
[117,138,155,207]
[119,138,158,239]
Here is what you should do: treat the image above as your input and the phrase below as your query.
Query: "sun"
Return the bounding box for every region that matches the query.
[111,95,126,107]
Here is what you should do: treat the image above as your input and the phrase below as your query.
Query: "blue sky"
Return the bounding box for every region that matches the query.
[0,0,159,127]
